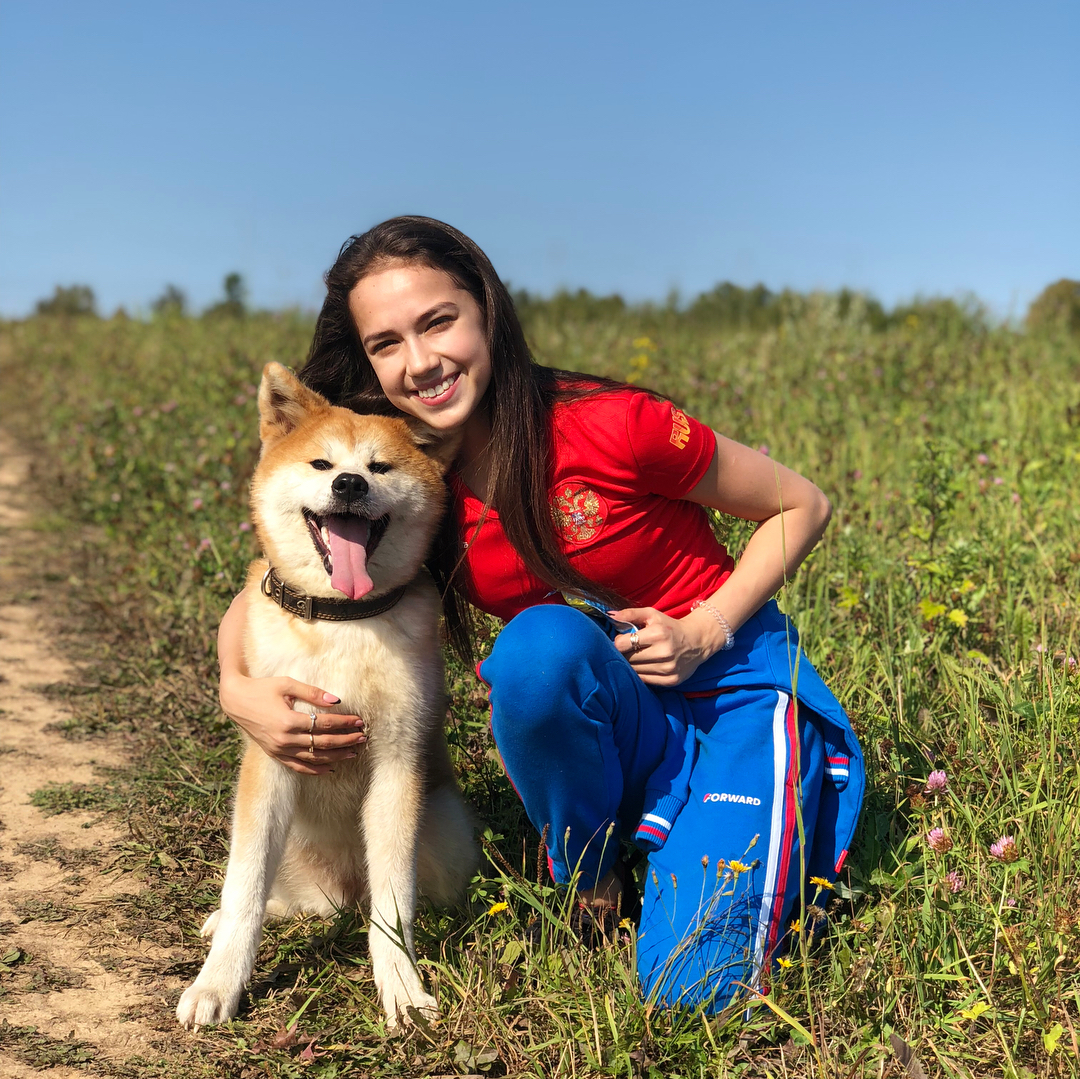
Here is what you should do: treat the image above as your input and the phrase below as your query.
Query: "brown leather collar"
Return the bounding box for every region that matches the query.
[260,567,407,622]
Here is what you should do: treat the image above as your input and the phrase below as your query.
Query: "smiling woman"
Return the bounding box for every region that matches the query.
[216,215,865,1016]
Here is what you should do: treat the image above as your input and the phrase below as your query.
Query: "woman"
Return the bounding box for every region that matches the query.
[217,216,864,1012]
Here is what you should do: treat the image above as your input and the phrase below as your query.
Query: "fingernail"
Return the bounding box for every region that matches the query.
[324,693,341,704]
[353,719,365,727]
[346,753,357,759]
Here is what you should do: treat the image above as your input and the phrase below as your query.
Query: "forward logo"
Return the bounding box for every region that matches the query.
[703,792,763,806]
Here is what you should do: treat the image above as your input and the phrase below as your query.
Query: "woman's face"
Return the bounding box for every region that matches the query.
[349,262,492,435]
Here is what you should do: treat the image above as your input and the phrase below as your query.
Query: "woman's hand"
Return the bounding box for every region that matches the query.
[608,605,728,686]
[220,672,367,776]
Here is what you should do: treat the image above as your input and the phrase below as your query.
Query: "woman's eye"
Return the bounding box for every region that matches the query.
[427,316,453,332]
[369,461,393,475]
[310,459,333,471]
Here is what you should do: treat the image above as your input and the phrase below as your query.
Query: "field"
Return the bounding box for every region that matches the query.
[0,291,1079,1078]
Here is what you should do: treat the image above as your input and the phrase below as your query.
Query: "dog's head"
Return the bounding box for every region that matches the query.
[250,362,459,599]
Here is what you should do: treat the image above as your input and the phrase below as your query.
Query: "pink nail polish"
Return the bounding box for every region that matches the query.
[324,693,341,704]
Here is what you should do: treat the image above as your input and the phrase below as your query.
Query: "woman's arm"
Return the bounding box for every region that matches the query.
[218,590,368,775]
[611,435,831,685]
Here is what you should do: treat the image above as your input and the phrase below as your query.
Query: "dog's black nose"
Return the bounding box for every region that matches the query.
[331,472,369,501]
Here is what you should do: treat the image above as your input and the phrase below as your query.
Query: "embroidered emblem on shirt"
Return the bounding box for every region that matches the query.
[669,407,691,449]
[551,484,606,544]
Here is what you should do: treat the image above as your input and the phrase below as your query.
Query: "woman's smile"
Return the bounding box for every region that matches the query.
[414,371,460,403]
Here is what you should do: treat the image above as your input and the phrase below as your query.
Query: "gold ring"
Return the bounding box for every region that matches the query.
[309,731,316,757]
[629,628,641,653]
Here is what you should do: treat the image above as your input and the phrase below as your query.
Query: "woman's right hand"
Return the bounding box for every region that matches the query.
[219,672,366,776]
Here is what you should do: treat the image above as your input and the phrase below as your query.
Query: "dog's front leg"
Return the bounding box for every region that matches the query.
[361,746,437,1029]
[177,756,298,1028]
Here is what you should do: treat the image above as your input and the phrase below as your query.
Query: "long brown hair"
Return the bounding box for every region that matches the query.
[301,216,628,659]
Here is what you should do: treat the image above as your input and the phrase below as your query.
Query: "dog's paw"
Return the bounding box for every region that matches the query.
[176,980,241,1029]
[199,910,221,938]
[382,985,438,1032]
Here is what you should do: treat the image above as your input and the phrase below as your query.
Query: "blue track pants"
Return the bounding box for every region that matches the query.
[479,604,829,1012]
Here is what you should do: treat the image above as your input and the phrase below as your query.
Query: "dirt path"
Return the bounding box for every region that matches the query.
[0,432,188,1078]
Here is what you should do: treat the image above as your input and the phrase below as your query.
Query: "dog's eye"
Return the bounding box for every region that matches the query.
[310,459,334,471]
[368,461,393,475]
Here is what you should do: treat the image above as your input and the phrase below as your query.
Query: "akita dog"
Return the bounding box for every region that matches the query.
[177,362,477,1030]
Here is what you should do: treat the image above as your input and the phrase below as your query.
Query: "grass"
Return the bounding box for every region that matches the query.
[1,296,1078,1076]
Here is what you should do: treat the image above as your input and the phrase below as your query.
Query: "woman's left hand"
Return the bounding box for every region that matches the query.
[608,606,722,686]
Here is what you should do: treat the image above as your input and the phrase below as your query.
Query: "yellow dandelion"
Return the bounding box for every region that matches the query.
[486,901,509,916]
[729,860,751,875]
[776,956,794,969]
[790,918,802,934]
[619,918,634,930]
[809,876,835,891]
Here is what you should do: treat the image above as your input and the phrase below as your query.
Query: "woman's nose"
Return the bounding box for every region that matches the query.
[404,336,441,378]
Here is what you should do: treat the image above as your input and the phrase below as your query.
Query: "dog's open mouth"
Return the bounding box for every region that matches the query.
[303,509,389,600]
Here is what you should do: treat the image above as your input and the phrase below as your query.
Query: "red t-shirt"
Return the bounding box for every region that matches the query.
[450,389,734,622]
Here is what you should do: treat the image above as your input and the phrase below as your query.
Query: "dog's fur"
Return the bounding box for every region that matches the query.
[176,363,477,1030]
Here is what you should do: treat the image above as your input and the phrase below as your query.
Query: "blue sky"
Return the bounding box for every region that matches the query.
[1,0,1076,318]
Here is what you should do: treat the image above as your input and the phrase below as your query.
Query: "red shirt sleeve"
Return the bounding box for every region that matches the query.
[624,393,716,498]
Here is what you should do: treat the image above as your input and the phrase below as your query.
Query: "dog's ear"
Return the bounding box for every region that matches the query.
[404,419,463,473]
[258,363,330,444]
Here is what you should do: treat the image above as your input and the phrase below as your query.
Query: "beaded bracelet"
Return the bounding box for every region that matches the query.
[690,599,735,651]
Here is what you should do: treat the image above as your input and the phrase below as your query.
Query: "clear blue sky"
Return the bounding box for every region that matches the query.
[1,0,1076,319]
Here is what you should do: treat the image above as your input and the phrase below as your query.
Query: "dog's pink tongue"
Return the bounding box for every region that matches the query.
[326,515,373,599]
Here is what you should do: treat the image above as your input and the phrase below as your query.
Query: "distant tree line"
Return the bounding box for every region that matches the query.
[33,273,250,321]
[28,275,1080,336]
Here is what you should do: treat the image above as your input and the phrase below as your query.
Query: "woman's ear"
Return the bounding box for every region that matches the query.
[404,418,463,473]
[258,363,331,444]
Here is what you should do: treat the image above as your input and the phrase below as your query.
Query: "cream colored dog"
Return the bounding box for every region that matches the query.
[177,363,477,1031]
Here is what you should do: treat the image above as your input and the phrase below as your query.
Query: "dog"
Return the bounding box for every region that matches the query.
[176,362,477,1030]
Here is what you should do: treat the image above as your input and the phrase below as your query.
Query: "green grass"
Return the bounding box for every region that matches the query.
[1,299,1079,1077]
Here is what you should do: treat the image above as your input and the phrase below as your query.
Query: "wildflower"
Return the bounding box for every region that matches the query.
[191,497,204,510]
[1006,896,1017,908]
[989,835,1018,863]
[925,770,948,794]
[977,453,989,465]
[808,876,835,891]
[852,469,863,480]
[1067,657,1078,673]
[233,394,247,406]
[160,400,178,413]
[758,444,770,456]
[789,918,802,934]
[486,901,509,916]
[220,480,232,491]
[619,917,634,930]
[198,537,212,552]
[1033,643,1045,654]
[729,860,751,875]
[945,870,964,893]
[927,828,952,854]
[239,522,252,532]
[776,956,794,969]
[132,405,144,417]
[993,476,1004,486]
[1011,492,1020,505]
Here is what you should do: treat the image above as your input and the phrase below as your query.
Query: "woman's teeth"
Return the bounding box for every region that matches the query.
[416,373,457,400]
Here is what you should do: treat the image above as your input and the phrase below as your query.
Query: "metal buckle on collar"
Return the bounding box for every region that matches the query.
[301,594,313,620]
